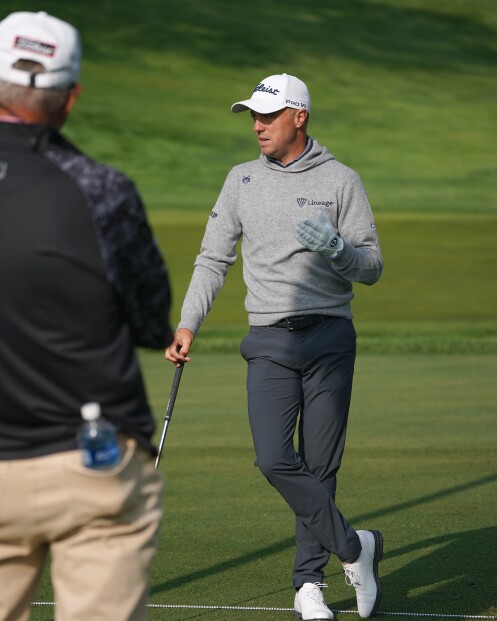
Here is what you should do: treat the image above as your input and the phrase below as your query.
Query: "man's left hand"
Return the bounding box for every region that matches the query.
[296,210,344,257]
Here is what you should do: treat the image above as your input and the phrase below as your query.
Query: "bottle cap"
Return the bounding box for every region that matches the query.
[80,402,101,421]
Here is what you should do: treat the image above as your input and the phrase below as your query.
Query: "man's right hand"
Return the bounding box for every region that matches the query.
[165,328,194,366]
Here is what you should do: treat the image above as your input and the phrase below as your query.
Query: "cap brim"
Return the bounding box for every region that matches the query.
[231,98,286,114]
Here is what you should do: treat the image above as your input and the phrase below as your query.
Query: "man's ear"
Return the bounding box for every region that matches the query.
[56,83,82,128]
[64,83,82,116]
[294,109,308,129]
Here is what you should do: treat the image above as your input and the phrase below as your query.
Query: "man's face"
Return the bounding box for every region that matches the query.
[250,107,307,165]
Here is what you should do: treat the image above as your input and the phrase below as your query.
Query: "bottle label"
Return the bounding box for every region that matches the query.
[81,442,121,469]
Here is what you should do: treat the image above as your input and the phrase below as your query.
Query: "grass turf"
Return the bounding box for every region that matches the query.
[150,213,497,354]
[1,0,496,214]
[31,352,497,619]
[146,353,497,619]
[2,0,494,617]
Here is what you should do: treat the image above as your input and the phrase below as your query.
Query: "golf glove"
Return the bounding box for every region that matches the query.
[296,210,344,258]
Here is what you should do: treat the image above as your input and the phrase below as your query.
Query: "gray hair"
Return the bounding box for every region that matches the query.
[0,59,72,122]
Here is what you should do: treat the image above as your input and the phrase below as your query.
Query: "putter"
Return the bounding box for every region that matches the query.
[155,363,184,469]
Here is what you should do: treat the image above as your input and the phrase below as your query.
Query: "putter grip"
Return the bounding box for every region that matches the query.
[165,364,184,420]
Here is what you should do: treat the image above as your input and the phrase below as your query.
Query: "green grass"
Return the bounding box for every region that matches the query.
[31,353,497,619]
[151,353,497,619]
[5,0,495,617]
[1,0,496,213]
[150,213,497,354]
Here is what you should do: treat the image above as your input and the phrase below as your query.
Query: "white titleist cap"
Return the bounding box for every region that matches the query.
[231,73,311,114]
[0,11,81,89]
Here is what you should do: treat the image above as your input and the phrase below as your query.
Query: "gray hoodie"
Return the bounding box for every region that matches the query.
[179,138,383,334]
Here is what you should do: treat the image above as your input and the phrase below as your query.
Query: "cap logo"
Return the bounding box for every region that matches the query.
[14,35,56,57]
[253,82,280,96]
[287,99,307,108]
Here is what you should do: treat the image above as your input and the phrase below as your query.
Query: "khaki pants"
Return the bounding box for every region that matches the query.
[0,438,163,621]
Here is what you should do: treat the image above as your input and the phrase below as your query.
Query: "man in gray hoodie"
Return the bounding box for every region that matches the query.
[166,73,384,620]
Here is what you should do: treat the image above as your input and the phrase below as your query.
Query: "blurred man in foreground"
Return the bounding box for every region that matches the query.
[0,11,173,621]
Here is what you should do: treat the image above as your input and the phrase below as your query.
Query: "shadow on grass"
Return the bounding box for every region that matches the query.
[2,0,496,73]
[30,474,496,620]
[350,471,497,524]
[31,524,497,620]
[334,527,497,618]
[151,472,497,610]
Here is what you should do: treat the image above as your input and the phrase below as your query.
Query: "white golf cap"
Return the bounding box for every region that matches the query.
[0,11,81,90]
[231,73,311,114]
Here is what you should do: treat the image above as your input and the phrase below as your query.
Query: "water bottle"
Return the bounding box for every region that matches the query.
[77,402,121,469]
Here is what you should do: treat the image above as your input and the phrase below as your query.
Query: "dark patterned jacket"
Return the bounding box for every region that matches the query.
[0,121,173,458]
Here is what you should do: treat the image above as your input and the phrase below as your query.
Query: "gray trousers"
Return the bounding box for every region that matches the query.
[240,317,361,587]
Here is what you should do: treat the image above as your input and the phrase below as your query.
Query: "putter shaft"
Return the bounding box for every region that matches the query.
[155,363,184,468]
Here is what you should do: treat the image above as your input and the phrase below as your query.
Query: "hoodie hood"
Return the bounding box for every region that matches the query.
[261,137,335,173]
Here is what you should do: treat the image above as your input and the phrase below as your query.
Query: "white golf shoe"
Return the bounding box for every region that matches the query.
[342,530,383,618]
[294,582,333,620]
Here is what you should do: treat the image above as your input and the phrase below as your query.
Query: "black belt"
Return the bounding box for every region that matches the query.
[270,315,331,331]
